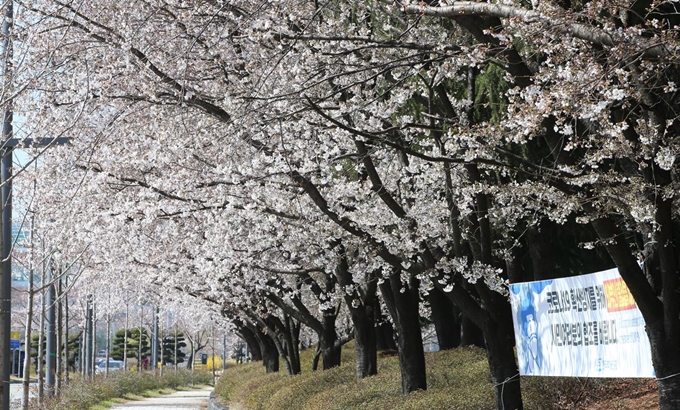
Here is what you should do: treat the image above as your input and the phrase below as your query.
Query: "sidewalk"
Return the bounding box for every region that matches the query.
[109,386,214,410]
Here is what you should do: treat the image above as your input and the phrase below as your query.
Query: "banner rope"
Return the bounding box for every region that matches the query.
[494,372,520,410]
[657,371,680,381]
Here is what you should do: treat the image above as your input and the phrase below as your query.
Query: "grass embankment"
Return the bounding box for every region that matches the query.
[215,343,657,410]
[28,368,214,410]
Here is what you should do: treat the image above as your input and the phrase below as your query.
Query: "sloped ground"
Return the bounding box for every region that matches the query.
[215,344,662,410]
[523,376,659,409]
[584,379,658,410]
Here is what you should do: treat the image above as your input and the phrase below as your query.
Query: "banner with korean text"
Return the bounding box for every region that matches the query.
[509,268,654,377]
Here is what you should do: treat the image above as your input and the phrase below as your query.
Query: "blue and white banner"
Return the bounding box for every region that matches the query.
[509,268,654,377]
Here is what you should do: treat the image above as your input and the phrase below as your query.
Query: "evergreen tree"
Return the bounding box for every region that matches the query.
[31,332,81,371]
[161,330,187,365]
[111,327,150,361]
[65,333,81,372]
[30,333,45,369]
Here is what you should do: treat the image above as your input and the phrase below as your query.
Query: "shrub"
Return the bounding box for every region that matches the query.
[26,368,213,410]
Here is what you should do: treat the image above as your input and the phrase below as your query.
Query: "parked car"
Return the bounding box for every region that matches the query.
[95,359,125,373]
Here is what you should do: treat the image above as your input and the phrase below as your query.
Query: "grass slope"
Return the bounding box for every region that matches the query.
[215,342,658,410]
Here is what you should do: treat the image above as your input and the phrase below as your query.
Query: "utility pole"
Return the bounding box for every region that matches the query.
[151,306,158,372]
[174,322,178,371]
[0,0,69,399]
[45,260,56,395]
[0,1,14,407]
[56,272,63,394]
[64,275,69,385]
[84,295,93,380]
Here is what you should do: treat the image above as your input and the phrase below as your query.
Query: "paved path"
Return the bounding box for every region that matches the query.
[109,386,213,410]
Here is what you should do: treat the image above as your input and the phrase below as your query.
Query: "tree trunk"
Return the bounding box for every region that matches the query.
[648,324,680,410]
[374,298,397,351]
[248,323,279,373]
[352,305,377,378]
[186,336,194,370]
[526,220,556,280]
[312,345,321,371]
[319,314,341,370]
[263,316,295,375]
[658,376,680,410]
[483,310,523,410]
[56,278,63,394]
[285,316,301,375]
[437,73,522,409]
[261,335,280,374]
[434,273,522,410]
[591,215,680,410]
[21,261,35,410]
[238,326,262,362]
[428,287,459,350]
[460,316,485,348]
[340,267,380,378]
[334,250,379,378]
[380,273,427,393]
[37,285,45,404]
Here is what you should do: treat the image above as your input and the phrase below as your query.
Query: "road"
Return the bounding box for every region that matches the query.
[109,386,214,410]
[9,382,35,409]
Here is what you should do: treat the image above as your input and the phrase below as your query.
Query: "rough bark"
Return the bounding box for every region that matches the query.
[259,332,280,374]
[351,305,377,378]
[591,215,680,410]
[264,315,297,376]
[526,221,556,280]
[483,308,524,410]
[334,251,379,378]
[428,287,459,350]
[312,345,321,371]
[246,322,279,374]
[380,273,427,393]
[265,275,341,371]
[430,265,522,410]
[285,315,301,375]
[460,316,485,348]
[237,326,262,362]
[261,340,280,374]
[374,297,397,351]
[319,314,341,370]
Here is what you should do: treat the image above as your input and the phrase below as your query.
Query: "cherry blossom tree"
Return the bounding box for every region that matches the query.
[14,1,680,409]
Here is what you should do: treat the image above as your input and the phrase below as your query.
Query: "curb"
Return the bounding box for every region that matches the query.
[209,392,229,410]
